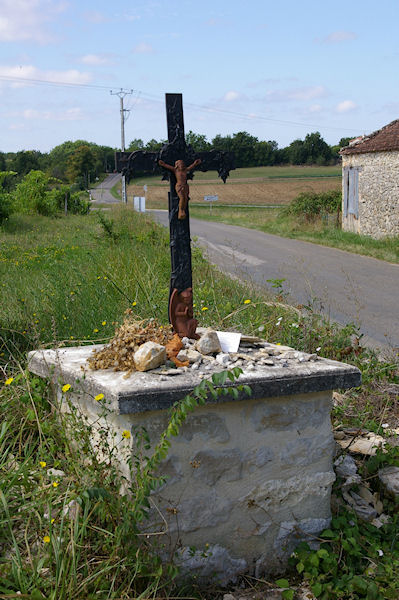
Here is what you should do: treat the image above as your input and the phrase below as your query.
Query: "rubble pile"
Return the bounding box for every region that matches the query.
[333,426,399,527]
[87,323,320,377]
[87,314,173,375]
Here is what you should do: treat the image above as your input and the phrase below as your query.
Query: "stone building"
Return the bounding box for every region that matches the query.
[340,119,399,238]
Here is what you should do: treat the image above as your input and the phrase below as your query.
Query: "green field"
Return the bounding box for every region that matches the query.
[129,164,341,186]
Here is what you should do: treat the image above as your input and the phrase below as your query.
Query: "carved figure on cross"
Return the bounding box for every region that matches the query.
[115,93,234,339]
[158,158,202,220]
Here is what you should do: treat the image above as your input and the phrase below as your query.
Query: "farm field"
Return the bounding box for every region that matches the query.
[127,164,341,208]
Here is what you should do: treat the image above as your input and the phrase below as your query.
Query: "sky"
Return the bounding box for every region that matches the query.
[0,0,398,153]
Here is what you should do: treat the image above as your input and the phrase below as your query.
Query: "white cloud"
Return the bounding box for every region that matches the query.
[132,43,154,54]
[0,64,93,87]
[78,54,114,66]
[318,31,357,44]
[21,107,84,121]
[84,11,109,24]
[336,100,358,113]
[266,85,328,103]
[0,0,67,43]
[123,13,140,22]
[224,90,240,102]
[308,104,322,113]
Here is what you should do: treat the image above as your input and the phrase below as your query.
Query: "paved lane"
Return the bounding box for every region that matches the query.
[151,210,399,350]
[90,173,121,204]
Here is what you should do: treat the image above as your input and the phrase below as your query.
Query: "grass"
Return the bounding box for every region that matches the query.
[131,165,341,186]
[1,207,399,599]
[188,205,399,264]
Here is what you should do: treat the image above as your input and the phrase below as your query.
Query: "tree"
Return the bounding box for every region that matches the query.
[9,150,46,176]
[185,131,211,152]
[254,140,278,166]
[338,137,353,149]
[303,132,332,165]
[127,138,144,151]
[286,139,307,165]
[144,139,165,152]
[66,145,96,188]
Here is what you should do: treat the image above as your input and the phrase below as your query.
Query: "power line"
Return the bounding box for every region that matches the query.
[0,74,113,90]
[0,73,364,134]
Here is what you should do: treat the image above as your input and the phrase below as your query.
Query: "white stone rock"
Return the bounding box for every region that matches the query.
[134,342,166,372]
[46,468,65,478]
[378,466,399,498]
[177,348,202,364]
[334,454,358,478]
[216,353,230,366]
[191,362,200,371]
[195,329,222,355]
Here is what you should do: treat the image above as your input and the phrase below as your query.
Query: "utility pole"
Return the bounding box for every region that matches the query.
[111,88,133,204]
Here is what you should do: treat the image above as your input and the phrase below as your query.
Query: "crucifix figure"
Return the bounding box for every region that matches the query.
[115,93,234,339]
[158,158,202,220]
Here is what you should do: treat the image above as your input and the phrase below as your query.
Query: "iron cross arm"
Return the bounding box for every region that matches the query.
[114,148,234,184]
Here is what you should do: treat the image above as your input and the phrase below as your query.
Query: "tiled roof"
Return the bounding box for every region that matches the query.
[340,119,399,155]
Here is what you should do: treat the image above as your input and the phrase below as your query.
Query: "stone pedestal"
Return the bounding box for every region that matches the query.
[28,345,360,584]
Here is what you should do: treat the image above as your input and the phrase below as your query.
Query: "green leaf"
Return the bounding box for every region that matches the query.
[276,578,290,588]
[296,561,305,574]
[317,548,329,559]
[311,582,323,596]
[282,590,294,600]
[321,528,336,538]
[309,554,319,567]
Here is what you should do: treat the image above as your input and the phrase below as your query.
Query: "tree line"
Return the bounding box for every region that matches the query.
[0,130,352,193]
[128,131,353,168]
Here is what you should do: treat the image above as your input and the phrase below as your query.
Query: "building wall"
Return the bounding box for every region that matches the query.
[342,150,399,238]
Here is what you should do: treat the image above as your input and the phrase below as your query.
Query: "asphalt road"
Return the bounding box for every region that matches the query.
[90,173,121,204]
[151,209,399,351]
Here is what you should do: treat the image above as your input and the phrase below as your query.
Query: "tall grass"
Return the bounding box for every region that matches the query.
[1,207,398,598]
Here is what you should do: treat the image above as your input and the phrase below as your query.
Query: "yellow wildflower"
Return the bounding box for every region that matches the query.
[95,393,104,402]
[5,377,14,385]
[93,328,99,333]
[52,482,59,488]
[39,461,46,468]
[201,307,208,311]
[244,299,251,304]
[43,535,50,543]
[132,301,137,307]
[122,430,131,439]
[51,518,55,524]
[61,384,71,393]
[102,321,106,326]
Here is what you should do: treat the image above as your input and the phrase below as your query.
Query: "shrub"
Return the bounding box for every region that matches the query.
[13,170,58,216]
[288,190,341,221]
[0,171,17,223]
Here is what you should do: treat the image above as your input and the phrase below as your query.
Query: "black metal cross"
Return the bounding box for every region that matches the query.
[115,93,234,338]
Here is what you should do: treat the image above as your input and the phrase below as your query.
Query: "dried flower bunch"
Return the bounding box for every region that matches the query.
[88,311,173,374]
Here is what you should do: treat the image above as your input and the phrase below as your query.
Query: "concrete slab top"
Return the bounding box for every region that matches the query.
[28,344,361,415]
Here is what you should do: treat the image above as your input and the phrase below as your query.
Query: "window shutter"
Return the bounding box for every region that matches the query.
[343,167,349,217]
